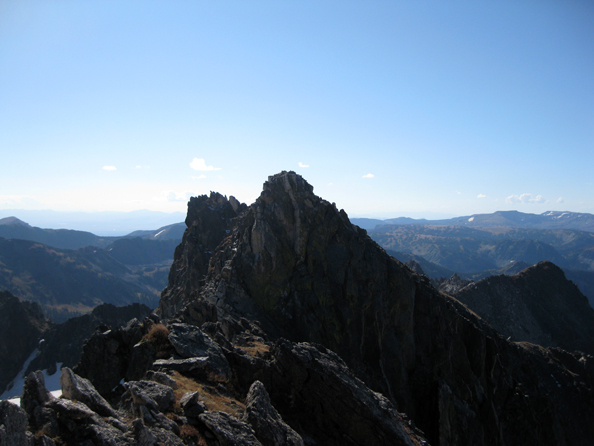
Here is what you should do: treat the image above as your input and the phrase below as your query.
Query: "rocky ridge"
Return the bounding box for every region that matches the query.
[159,171,594,445]
[452,261,594,354]
[3,171,594,445]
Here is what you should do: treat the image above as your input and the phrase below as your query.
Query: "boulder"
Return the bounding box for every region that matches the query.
[127,381,175,413]
[168,323,232,381]
[60,367,117,418]
[20,370,55,417]
[199,411,263,446]
[243,380,303,446]
[144,370,178,389]
[0,400,31,446]
[180,391,207,420]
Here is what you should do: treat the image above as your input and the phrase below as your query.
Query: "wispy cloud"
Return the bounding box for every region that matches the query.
[362,173,374,179]
[102,166,117,171]
[190,158,221,171]
[506,193,546,204]
[298,162,310,168]
[192,175,207,180]
[557,197,564,203]
[135,165,150,169]
[158,190,191,202]
[477,194,487,198]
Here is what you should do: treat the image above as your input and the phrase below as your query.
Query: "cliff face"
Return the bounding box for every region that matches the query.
[161,172,594,445]
[159,192,246,319]
[453,261,594,355]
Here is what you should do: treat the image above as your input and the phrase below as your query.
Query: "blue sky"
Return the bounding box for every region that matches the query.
[1,0,592,219]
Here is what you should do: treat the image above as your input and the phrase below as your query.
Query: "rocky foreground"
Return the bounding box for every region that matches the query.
[2,171,594,445]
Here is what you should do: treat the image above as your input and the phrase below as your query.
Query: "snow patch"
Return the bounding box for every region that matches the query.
[468,217,475,222]
[1,348,63,403]
[154,229,167,238]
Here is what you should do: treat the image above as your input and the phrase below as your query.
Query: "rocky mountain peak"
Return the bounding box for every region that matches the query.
[159,192,247,319]
[155,172,594,445]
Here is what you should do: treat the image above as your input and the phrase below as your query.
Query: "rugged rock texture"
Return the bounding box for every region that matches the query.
[163,171,594,445]
[159,192,247,319]
[452,261,594,354]
[73,317,157,397]
[433,273,472,295]
[0,291,52,396]
[5,171,594,446]
[28,303,152,376]
[242,380,304,446]
[0,400,31,446]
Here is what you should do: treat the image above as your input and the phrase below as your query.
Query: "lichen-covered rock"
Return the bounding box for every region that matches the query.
[126,381,175,413]
[168,323,231,381]
[144,371,178,390]
[20,370,55,418]
[0,400,31,446]
[60,367,116,418]
[243,380,304,446]
[180,391,207,420]
[199,411,263,446]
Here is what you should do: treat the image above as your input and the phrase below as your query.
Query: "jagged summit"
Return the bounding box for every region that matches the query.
[157,171,594,445]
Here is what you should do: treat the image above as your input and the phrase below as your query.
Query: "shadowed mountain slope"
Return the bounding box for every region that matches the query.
[0,291,52,396]
[0,238,160,320]
[452,261,594,355]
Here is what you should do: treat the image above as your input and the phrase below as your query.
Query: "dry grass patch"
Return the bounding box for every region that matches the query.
[235,339,270,357]
[171,371,245,418]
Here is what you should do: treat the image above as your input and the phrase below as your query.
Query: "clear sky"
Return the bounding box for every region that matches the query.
[1,0,593,219]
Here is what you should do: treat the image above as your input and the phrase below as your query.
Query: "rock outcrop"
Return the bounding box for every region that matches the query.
[5,171,594,446]
[161,171,594,445]
[159,192,247,319]
[452,261,594,354]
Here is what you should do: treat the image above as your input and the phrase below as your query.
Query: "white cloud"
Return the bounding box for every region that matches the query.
[192,175,207,180]
[135,165,150,169]
[298,162,310,168]
[190,158,221,171]
[506,193,546,204]
[157,190,191,202]
[362,173,374,178]
[102,166,117,171]
[477,194,487,198]
[557,197,564,203]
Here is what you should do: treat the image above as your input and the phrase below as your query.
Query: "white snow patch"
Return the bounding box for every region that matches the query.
[555,212,569,219]
[468,217,475,222]
[1,348,63,403]
[154,229,167,238]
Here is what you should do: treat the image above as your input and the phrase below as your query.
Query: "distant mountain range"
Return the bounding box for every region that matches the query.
[0,217,185,321]
[352,210,594,232]
[0,217,184,250]
[0,209,185,236]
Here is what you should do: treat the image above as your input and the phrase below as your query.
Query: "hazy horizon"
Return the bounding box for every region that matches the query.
[2,1,592,218]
